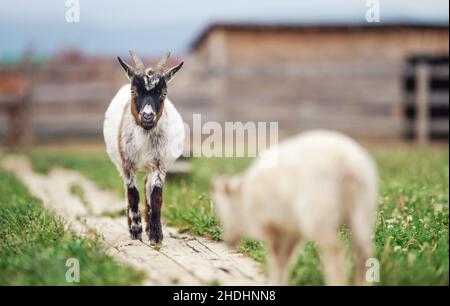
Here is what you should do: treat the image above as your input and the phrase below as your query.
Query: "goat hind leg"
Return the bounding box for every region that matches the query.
[265,227,300,285]
[318,237,347,286]
[350,209,375,285]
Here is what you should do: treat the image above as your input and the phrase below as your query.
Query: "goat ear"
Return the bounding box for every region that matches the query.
[164,61,184,83]
[117,56,135,80]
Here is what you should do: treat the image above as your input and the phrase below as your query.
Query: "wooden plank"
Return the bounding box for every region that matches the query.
[405,119,449,134]
[415,65,430,146]
[405,65,449,79]
[31,82,116,104]
[404,91,449,107]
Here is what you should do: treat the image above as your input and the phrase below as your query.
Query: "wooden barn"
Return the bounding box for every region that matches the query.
[171,23,449,139]
[1,23,448,144]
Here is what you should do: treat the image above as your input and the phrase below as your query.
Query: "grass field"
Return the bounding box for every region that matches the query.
[0,164,144,285]
[15,145,450,285]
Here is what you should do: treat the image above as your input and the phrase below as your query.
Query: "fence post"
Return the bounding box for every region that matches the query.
[415,64,429,147]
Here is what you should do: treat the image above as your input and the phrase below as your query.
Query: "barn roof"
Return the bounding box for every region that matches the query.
[190,22,449,51]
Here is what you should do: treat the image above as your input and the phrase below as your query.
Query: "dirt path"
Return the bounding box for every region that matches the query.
[2,156,265,285]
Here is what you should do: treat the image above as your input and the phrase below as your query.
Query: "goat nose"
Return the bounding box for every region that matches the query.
[142,112,155,121]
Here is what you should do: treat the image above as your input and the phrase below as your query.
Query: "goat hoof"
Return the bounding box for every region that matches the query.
[130,232,142,240]
[149,231,163,245]
[150,241,162,250]
[149,239,162,248]
[130,226,143,240]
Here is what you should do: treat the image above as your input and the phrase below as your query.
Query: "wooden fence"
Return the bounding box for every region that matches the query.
[0,60,33,146]
[0,61,124,146]
[1,56,448,147]
[402,55,449,144]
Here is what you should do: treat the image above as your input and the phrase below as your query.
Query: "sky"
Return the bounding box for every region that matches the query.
[0,0,448,58]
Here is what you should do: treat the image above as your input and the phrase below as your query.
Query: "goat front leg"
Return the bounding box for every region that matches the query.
[145,164,166,245]
[125,173,142,240]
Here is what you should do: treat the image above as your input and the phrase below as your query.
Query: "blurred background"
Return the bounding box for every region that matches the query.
[0,0,448,147]
[1,1,448,286]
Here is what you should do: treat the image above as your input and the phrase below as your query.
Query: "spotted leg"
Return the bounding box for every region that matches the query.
[125,173,142,240]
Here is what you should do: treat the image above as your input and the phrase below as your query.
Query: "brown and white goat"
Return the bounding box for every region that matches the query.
[213,130,378,285]
[103,50,184,244]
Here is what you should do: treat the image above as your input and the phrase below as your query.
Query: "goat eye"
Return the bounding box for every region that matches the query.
[131,90,137,97]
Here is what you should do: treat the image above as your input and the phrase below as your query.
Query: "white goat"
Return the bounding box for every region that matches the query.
[103,50,184,244]
[213,130,378,285]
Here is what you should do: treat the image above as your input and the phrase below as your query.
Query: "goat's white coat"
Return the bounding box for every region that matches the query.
[214,130,378,285]
[103,84,185,180]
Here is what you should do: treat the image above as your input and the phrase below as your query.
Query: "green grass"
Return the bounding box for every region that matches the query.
[372,148,449,285]
[23,146,449,285]
[0,166,144,285]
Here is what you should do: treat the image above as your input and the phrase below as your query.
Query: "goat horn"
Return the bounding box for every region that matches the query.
[155,52,171,72]
[129,50,145,74]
